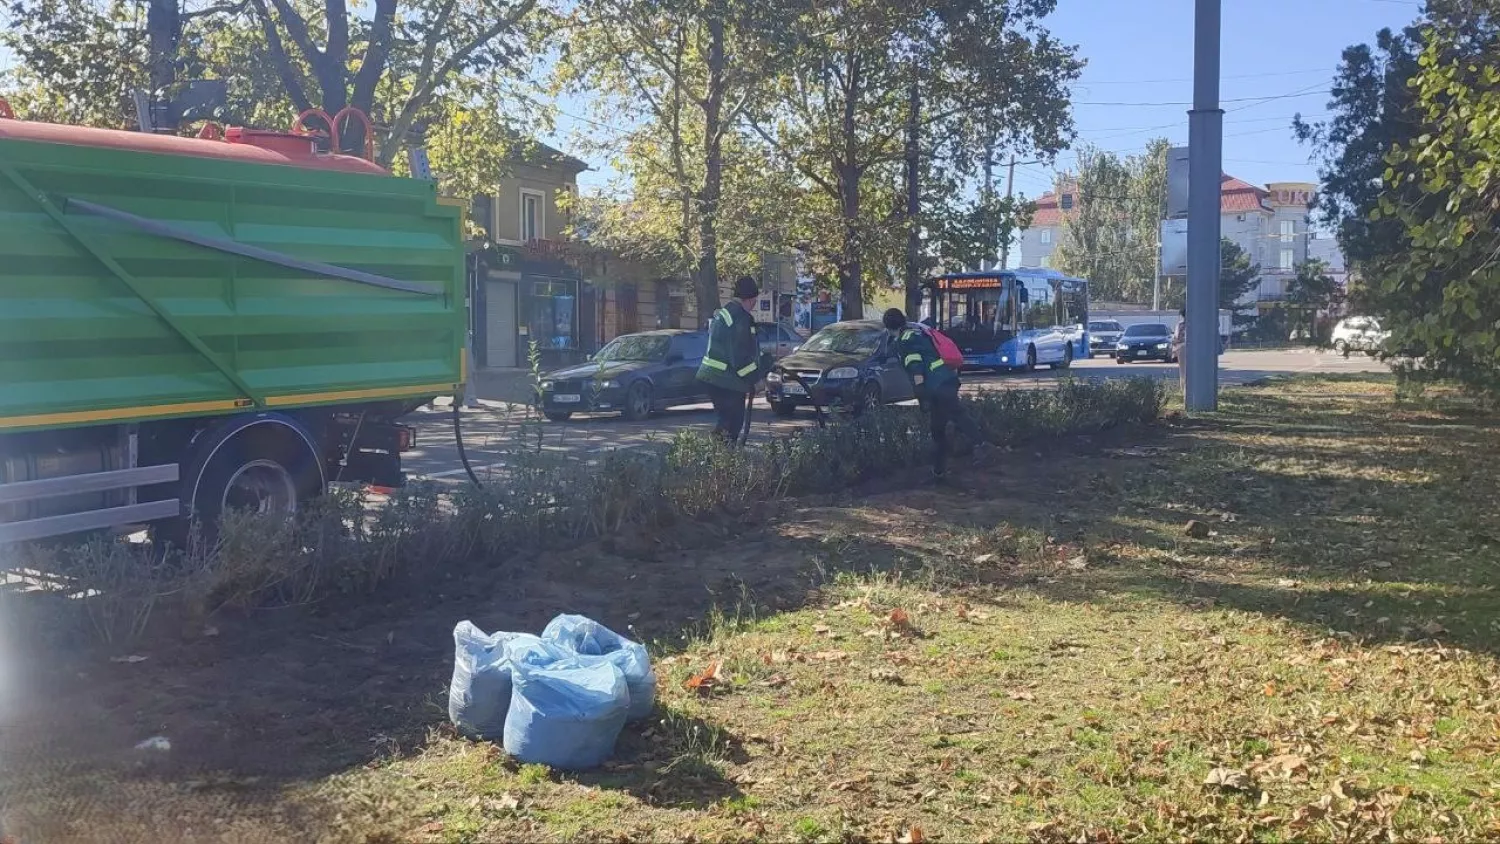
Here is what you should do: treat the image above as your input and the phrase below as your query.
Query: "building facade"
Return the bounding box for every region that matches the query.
[469,145,593,371]
[1016,176,1338,311]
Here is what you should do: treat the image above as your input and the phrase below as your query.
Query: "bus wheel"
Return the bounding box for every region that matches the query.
[1052,345,1073,370]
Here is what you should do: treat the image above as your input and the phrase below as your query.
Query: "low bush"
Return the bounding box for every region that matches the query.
[7,378,1165,645]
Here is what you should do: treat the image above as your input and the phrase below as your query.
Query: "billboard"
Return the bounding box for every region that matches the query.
[1160,218,1189,277]
[1166,146,1190,219]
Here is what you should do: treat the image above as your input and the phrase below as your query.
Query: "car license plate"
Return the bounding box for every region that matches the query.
[553,394,581,404]
[784,383,806,395]
[1135,350,1147,357]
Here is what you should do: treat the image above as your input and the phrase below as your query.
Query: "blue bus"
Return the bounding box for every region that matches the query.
[921,269,1090,371]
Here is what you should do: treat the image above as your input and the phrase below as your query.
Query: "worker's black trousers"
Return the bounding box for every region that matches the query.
[924,381,983,475]
[707,384,748,445]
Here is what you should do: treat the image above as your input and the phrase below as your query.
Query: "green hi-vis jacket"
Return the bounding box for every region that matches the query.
[895,326,959,397]
[696,301,763,393]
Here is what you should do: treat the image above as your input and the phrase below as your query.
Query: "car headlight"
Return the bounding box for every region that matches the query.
[597,379,618,389]
[1000,355,1009,363]
[827,367,859,380]
[1117,344,1128,350]
[540,380,554,391]
[1156,342,1169,350]
[767,371,782,383]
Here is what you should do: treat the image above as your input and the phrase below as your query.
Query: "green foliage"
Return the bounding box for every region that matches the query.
[747,0,1080,316]
[1219,238,1261,309]
[1054,139,1168,304]
[556,0,802,316]
[1374,19,1500,394]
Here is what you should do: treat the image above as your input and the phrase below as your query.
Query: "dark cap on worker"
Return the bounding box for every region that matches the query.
[732,276,760,300]
[882,308,907,331]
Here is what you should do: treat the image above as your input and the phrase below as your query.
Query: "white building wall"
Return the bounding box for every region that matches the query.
[1016,225,1061,269]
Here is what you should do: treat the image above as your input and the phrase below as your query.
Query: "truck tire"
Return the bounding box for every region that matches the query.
[160,415,325,551]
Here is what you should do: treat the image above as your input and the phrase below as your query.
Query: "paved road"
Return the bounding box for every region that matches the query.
[401,348,1385,481]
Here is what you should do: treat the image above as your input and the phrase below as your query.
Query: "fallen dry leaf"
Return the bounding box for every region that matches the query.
[807,650,851,662]
[869,668,904,685]
[1252,754,1309,779]
[1007,690,1036,702]
[418,821,445,833]
[896,826,925,844]
[684,661,727,694]
[758,674,792,688]
[497,793,521,811]
[812,624,832,636]
[1204,767,1253,792]
[888,607,913,631]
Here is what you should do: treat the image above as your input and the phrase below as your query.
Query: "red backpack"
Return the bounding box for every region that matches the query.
[917,325,965,369]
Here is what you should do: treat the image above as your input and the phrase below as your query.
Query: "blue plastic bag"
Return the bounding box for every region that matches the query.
[503,657,630,770]
[447,622,539,740]
[540,614,656,721]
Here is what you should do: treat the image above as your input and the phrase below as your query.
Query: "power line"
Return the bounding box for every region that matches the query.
[1074,89,1327,107]
[1070,68,1334,87]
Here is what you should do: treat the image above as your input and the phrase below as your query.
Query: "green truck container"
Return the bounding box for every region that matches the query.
[0,116,467,543]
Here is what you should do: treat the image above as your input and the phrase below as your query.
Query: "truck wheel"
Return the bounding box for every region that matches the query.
[161,417,325,551]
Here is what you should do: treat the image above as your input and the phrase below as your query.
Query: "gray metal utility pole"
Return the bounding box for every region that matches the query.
[997,157,1018,269]
[1185,0,1223,411]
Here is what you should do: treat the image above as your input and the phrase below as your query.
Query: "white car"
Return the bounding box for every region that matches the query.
[1331,316,1389,357]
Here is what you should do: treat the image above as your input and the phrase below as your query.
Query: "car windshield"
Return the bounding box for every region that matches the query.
[1090,321,1123,332]
[800,326,883,356]
[595,334,671,362]
[1123,323,1169,337]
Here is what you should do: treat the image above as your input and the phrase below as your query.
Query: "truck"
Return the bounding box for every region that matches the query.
[0,110,466,545]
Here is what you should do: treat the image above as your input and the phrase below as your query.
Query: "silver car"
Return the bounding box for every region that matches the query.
[1088,320,1124,358]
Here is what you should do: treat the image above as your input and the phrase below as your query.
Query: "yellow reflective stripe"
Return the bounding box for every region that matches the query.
[901,329,916,341]
[904,353,923,365]
[715,308,732,325]
[929,359,944,371]
[702,357,728,371]
[737,362,759,376]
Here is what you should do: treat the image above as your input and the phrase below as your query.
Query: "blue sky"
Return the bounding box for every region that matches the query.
[551,0,1424,197]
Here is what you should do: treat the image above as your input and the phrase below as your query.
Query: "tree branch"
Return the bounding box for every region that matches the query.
[248,0,312,112]
[349,0,398,113]
[380,0,536,163]
[265,0,322,62]
[745,117,839,199]
[182,0,248,21]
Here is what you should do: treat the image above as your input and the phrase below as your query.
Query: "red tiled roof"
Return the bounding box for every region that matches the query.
[1029,173,1269,228]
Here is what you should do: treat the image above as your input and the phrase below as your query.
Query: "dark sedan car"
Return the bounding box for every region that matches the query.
[538,330,709,421]
[765,320,915,417]
[1114,322,1175,363]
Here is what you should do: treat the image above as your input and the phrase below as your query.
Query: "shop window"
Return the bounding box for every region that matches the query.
[529,280,576,350]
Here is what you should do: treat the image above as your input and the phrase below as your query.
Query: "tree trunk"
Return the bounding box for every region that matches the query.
[839,161,863,320]
[903,75,922,318]
[838,55,864,321]
[145,0,181,131]
[694,12,727,320]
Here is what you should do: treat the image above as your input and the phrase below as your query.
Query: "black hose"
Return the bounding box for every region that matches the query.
[781,369,828,429]
[453,401,483,486]
[739,386,755,445]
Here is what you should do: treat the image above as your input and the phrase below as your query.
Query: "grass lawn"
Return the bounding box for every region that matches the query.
[4,374,1498,843]
[303,376,1500,843]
